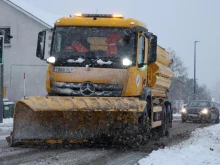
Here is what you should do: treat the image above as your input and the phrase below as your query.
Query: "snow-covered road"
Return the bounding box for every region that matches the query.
[0,117,214,165]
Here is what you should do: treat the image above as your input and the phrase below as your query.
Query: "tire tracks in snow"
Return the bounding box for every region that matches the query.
[0,144,69,165]
[0,121,212,165]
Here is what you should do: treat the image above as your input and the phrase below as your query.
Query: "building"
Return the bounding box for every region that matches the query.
[0,0,52,101]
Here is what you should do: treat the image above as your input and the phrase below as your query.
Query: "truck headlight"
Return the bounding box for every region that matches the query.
[122,58,132,66]
[46,56,56,64]
[201,108,209,114]
[181,108,187,113]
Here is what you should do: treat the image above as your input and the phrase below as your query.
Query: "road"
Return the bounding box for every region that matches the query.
[0,120,211,165]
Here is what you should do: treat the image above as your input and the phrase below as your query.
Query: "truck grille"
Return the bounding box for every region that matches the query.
[51,82,123,97]
[187,109,201,114]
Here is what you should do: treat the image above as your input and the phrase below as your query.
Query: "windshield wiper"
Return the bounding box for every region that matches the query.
[67,58,85,64]
[67,57,114,66]
[86,58,113,66]
[96,59,113,65]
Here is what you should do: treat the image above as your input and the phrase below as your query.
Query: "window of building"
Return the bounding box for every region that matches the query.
[0,27,11,44]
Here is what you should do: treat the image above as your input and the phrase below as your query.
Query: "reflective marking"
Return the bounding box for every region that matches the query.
[151,121,162,128]
[136,74,140,86]
[153,106,162,112]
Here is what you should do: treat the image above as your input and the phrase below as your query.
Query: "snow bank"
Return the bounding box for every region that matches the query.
[2,118,13,124]
[173,113,181,120]
[0,118,13,140]
[138,124,220,165]
[173,113,181,117]
[0,118,13,131]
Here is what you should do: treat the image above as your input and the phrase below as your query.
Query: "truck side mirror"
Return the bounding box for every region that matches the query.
[148,34,157,64]
[36,31,46,60]
[144,32,157,64]
[36,29,53,60]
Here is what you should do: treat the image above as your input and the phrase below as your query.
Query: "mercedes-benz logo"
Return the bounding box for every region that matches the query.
[80,82,95,96]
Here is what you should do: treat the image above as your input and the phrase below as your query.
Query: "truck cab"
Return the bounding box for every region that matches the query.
[36,14,170,99]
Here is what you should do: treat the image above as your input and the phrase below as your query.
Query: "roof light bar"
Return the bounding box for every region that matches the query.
[112,14,123,18]
[74,13,83,17]
[73,13,123,18]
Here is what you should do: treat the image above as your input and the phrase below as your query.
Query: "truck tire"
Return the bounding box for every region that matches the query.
[138,107,149,133]
[140,96,151,134]
[159,104,169,137]
[166,103,172,128]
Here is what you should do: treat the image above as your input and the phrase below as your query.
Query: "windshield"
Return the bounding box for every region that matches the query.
[187,101,210,107]
[52,27,136,68]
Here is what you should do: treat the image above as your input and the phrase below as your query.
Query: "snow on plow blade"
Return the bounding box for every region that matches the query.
[8,96,146,146]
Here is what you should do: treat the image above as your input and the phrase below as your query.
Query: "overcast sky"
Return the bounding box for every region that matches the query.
[10,0,220,89]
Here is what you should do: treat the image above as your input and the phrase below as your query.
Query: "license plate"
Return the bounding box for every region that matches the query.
[188,114,198,117]
[54,67,74,73]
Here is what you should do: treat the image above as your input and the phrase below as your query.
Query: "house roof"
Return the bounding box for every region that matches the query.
[2,0,52,28]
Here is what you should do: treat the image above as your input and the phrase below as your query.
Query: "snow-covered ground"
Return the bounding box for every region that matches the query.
[1,118,219,165]
[173,113,181,120]
[173,113,181,117]
[0,118,13,130]
[138,124,220,165]
[0,118,13,140]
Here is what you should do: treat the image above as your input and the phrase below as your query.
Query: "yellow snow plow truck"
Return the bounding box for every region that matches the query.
[7,13,173,146]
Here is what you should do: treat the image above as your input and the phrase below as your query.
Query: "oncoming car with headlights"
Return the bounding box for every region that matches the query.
[181,100,219,123]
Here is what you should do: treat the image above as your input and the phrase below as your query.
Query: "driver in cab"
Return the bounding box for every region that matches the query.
[105,33,122,56]
[65,38,88,53]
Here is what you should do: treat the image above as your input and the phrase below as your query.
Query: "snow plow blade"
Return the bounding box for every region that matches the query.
[7,96,146,146]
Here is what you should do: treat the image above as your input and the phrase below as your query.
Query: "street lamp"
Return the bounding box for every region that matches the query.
[194,41,200,100]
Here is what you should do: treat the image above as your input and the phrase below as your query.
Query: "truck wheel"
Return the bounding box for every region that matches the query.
[138,105,151,143]
[167,103,172,128]
[159,104,169,137]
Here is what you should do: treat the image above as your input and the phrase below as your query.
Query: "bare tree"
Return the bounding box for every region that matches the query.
[167,48,211,103]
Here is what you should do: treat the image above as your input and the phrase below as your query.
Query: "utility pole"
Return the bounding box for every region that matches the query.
[0,35,4,123]
[194,41,200,100]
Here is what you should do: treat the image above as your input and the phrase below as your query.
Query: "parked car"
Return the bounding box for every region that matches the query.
[180,100,219,123]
